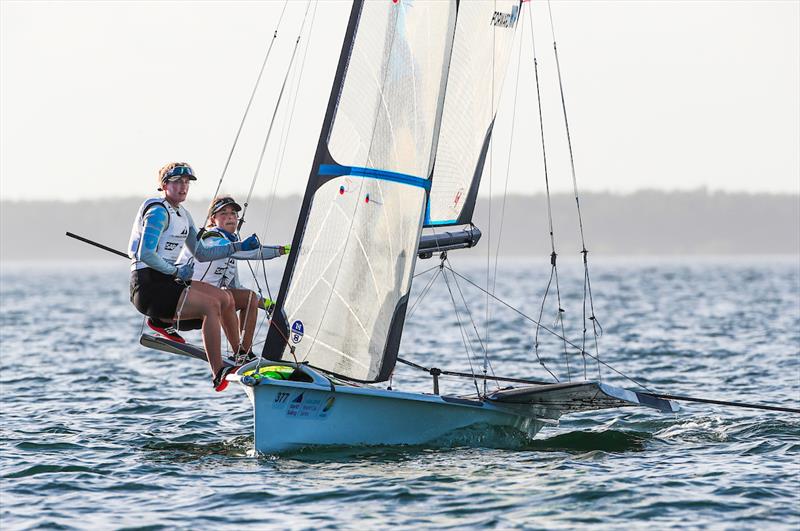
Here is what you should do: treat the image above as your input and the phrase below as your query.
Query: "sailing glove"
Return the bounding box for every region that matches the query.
[241,234,260,252]
[175,262,194,282]
[281,244,291,256]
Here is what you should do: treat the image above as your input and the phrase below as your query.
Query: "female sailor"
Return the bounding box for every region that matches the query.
[128,162,260,391]
[175,195,289,363]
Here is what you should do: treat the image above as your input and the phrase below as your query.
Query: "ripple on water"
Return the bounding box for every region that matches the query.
[1,259,799,529]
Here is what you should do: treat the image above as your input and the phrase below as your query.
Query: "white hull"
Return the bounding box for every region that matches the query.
[233,364,550,454]
[231,363,677,454]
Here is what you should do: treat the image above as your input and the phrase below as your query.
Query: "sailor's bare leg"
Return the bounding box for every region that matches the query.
[230,288,259,352]
[218,291,241,353]
[175,283,240,375]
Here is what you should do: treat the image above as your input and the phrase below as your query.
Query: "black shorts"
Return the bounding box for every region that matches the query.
[130,268,190,320]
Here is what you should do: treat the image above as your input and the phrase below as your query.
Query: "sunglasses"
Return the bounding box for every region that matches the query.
[164,165,195,179]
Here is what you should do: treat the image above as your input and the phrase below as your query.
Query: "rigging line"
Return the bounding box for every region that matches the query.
[250,310,270,347]
[587,269,603,380]
[413,263,440,279]
[263,0,319,241]
[239,0,314,233]
[407,267,441,319]
[444,266,655,393]
[253,1,320,304]
[441,265,482,396]
[546,0,602,380]
[445,258,502,390]
[533,267,561,382]
[396,358,551,386]
[225,3,314,308]
[581,268,588,380]
[208,0,290,221]
[645,393,800,415]
[484,0,498,397]
[490,4,525,299]
[528,6,570,382]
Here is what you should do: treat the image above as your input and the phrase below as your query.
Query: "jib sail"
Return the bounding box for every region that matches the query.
[425,0,522,227]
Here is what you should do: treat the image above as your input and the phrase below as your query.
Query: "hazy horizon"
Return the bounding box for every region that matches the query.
[3,190,797,261]
[1,186,797,204]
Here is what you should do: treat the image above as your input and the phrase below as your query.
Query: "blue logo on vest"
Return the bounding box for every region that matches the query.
[291,320,304,344]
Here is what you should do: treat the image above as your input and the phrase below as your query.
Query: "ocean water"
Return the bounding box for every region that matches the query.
[1,257,799,530]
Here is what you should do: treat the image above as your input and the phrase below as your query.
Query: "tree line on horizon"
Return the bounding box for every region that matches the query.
[1,190,797,260]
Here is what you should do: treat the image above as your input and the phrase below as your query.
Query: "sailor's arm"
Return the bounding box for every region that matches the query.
[231,245,288,260]
[185,223,259,262]
[139,206,179,275]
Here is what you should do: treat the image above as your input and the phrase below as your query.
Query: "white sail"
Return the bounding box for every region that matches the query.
[265,0,457,382]
[426,0,522,227]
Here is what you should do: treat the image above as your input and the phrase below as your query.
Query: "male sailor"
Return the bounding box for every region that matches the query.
[174,195,289,364]
[128,162,261,391]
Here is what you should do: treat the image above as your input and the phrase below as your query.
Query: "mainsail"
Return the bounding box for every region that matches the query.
[264,0,457,382]
[425,0,521,227]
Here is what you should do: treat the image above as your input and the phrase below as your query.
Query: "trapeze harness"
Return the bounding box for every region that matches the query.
[185,228,239,288]
[128,198,190,273]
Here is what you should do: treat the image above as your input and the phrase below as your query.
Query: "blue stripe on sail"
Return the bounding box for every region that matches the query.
[425,218,458,226]
[319,164,431,191]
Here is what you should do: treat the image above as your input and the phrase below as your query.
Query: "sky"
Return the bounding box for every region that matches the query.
[1,0,798,201]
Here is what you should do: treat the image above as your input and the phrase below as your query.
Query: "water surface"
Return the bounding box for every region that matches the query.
[1,257,798,529]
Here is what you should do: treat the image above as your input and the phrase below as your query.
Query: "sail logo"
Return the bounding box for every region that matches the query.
[291,320,304,344]
[491,5,519,28]
[164,242,179,251]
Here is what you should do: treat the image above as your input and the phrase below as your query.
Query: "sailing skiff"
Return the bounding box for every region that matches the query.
[141,335,677,453]
[140,0,681,454]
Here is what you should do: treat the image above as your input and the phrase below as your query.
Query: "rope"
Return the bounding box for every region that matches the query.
[528,5,570,382]
[445,257,501,389]
[202,3,311,314]
[445,266,655,393]
[238,1,314,234]
[484,0,499,397]
[413,263,441,279]
[407,267,441,319]
[533,266,560,382]
[441,265,482,396]
[490,4,525,301]
[546,0,603,380]
[247,1,318,305]
[397,357,550,386]
[262,0,319,241]
[207,0,289,225]
[231,2,317,323]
